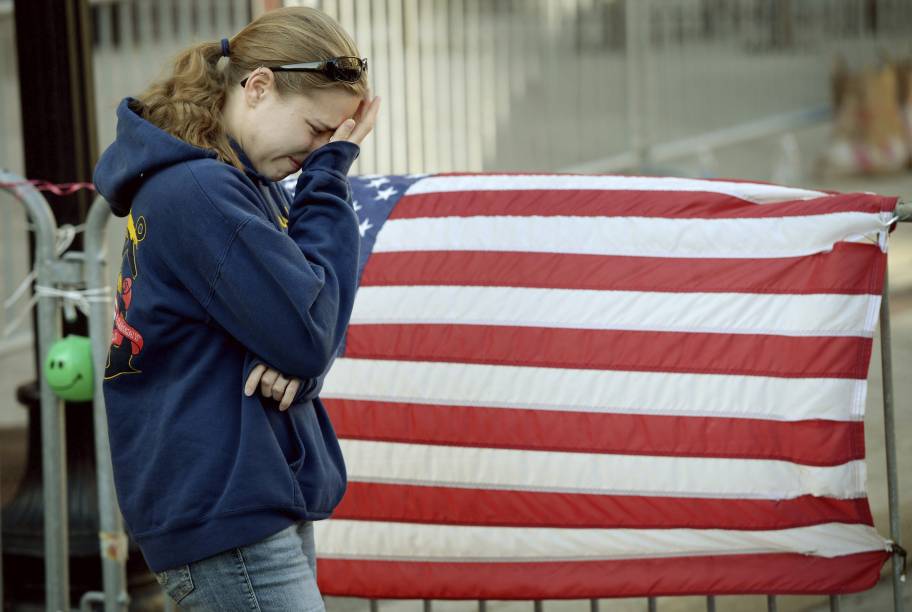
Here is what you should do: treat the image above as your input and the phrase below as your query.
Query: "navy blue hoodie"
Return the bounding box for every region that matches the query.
[94,98,360,573]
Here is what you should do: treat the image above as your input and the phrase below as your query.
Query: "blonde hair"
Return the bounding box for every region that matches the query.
[136,7,369,170]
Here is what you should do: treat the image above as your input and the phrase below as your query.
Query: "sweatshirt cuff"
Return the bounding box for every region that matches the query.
[300,141,360,177]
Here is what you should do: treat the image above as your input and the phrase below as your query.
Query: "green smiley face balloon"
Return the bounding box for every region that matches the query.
[44,335,94,401]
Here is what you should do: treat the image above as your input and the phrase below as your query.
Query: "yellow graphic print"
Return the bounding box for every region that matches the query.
[105,212,147,380]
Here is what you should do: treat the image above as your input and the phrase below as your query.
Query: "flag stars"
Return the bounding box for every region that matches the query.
[352,199,362,212]
[358,217,373,237]
[376,187,398,201]
[368,177,390,189]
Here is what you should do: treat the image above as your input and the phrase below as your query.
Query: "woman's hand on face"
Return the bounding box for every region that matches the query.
[330,95,381,146]
[244,363,302,411]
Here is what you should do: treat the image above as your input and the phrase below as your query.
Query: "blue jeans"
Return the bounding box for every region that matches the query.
[153,521,324,611]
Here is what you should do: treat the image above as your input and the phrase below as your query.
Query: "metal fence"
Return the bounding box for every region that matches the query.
[3,0,912,176]
[0,175,908,612]
[1,0,912,610]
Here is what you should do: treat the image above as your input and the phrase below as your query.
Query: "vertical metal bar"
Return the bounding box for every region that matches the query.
[541,0,558,169]
[504,0,522,166]
[386,0,409,173]
[85,196,129,612]
[416,0,437,172]
[0,442,4,612]
[353,0,376,173]
[767,595,778,612]
[423,600,432,612]
[322,0,339,20]
[464,0,482,171]
[401,0,423,172]
[136,0,154,69]
[572,0,583,166]
[706,595,716,612]
[372,0,393,172]
[337,0,356,48]
[1,189,13,334]
[337,0,359,173]
[478,0,496,166]
[232,0,249,30]
[624,0,644,169]
[492,0,509,144]
[534,600,543,612]
[478,600,487,612]
[0,177,65,612]
[449,0,467,171]
[94,2,115,151]
[880,269,905,612]
[213,0,232,44]
[117,0,137,110]
[829,594,840,612]
[590,599,599,612]
[434,0,452,171]
[647,597,657,612]
[370,599,379,612]
[39,234,68,610]
[524,0,543,168]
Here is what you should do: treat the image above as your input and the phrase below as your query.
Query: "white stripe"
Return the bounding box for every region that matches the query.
[406,174,828,204]
[322,359,866,422]
[315,520,888,561]
[350,286,880,336]
[337,439,865,500]
[372,214,886,259]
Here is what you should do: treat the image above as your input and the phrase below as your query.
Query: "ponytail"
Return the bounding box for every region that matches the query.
[136,41,243,170]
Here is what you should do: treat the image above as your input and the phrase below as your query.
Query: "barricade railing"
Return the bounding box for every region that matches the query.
[0,179,908,611]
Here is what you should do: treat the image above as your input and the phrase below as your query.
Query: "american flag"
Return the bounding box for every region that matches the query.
[285,173,896,599]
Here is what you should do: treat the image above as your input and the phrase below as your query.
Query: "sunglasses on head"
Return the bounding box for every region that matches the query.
[240,56,367,87]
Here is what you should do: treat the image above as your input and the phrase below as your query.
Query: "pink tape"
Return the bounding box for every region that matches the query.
[0,179,96,196]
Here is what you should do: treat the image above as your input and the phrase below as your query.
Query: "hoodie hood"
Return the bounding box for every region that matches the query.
[94,98,218,217]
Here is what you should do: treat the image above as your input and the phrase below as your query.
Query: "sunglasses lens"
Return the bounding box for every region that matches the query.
[330,57,364,82]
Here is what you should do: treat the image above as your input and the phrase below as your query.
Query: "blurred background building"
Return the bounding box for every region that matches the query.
[2,0,912,351]
[1,0,911,179]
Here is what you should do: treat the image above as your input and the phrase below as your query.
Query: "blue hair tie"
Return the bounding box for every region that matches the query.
[220,38,230,58]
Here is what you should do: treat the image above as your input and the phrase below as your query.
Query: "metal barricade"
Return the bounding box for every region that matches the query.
[0,179,130,612]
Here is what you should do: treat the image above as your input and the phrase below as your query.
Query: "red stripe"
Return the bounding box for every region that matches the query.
[432,171,844,200]
[389,190,895,219]
[344,325,873,379]
[360,242,886,295]
[317,552,888,598]
[333,482,873,529]
[326,401,865,466]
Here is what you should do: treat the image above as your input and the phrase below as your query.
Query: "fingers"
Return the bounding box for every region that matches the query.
[245,364,267,396]
[330,118,356,143]
[353,97,368,123]
[246,364,302,410]
[329,96,381,146]
[271,375,289,401]
[259,368,278,398]
[348,96,381,145]
[279,379,302,411]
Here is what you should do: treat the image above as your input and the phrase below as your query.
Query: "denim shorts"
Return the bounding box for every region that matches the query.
[153,521,324,611]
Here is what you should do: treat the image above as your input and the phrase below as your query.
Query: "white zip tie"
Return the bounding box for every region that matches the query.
[3,223,89,314]
[2,285,112,338]
[54,223,86,256]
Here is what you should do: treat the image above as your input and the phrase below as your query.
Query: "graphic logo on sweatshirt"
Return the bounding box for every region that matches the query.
[105,212,146,380]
